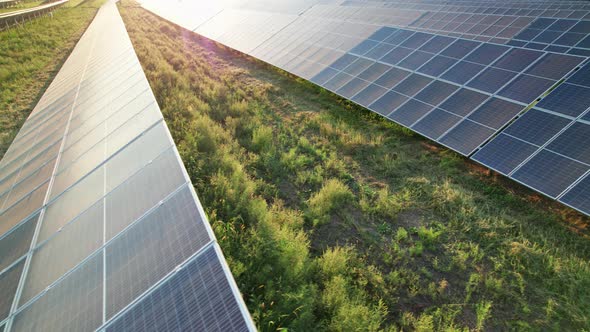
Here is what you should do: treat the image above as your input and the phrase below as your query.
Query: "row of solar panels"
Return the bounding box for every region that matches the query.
[140,0,590,216]
[0,1,254,331]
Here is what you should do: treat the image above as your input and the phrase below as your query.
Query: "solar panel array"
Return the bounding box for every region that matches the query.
[0,1,254,331]
[140,0,590,216]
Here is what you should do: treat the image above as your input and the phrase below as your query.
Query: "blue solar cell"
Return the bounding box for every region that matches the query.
[400,32,432,49]
[548,19,577,31]
[524,42,547,50]
[357,62,392,81]
[310,67,338,85]
[528,18,556,30]
[384,29,414,45]
[440,39,481,59]
[342,58,374,76]
[441,61,486,85]
[364,43,396,60]
[0,213,37,272]
[374,67,410,89]
[532,30,562,43]
[388,99,433,126]
[498,74,554,104]
[560,175,590,215]
[504,109,570,146]
[0,259,24,321]
[337,78,370,98]
[512,149,589,198]
[569,48,590,56]
[352,84,388,107]
[472,133,538,175]
[568,64,590,87]
[412,108,462,140]
[393,74,432,97]
[323,72,354,91]
[368,27,398,41]
[554,32,586,46]
[464,44,509,65]
[417,55,458,77]
[439,119,496,155]
[577,35,590,49]
[368,90,408,116]
[349,39,379,56]
[547,122,590,164]
[570,21,590,33]
[380,47,413,65]
[468,98,523,129]
[545,45,570,53]
[105,245,249,332]
[493,48,543,72]
[507,40,527,47]
[513,28,542,41]
[328,54,358,71]
[419,35,455,54]
[414,81,458,106]
[397,50,435,70]
[106,186,212,318]
[439,88,489,117]
[525,53,583,80]
[467,67,517,94]
[536,83,590,117]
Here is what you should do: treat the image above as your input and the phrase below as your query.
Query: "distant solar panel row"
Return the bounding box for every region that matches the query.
[140,0,590,216]
[0,1,254,331]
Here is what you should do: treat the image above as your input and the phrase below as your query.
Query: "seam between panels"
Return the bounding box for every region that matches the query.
[4,21,100,332]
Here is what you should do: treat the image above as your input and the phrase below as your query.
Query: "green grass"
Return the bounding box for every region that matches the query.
[0,0,105,159]
[119,1,590,330]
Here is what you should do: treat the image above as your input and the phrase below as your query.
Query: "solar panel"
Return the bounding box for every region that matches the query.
[138,0,590,216]
[0,1,253,331]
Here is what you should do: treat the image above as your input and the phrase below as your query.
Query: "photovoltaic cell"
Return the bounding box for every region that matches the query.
[468,98,522,129]
[536,84,590,117]
[11,253,103,332]
[472,134,539,175]
[412,108,462,140]
[374,67,410,89]
[512,149,589,198]
[106,245,250,332]
[388,99,433,126]
[493,48,543,72]
[392,73,432,97]
[368,90,408,116]
[498,74,554,104]
[414,81,458,106]
[19,199,103,306]
[439,88,489,117]
[525,53,583,80]
[0,260,24,321]
[106,186,212,318]
[441,61,486,85]
[560,175,590,215]
[105,148,186,241]
[546,122,590,165]
[467,67,517,94]
[439,120,495,155]
[503,109,571,146]
[0,213,38,272]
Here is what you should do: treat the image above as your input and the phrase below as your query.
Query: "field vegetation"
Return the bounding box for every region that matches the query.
[0,0,105,158]
[118,1,589,330]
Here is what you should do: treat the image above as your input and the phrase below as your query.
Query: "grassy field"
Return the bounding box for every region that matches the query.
[0,0,105,159]
[118,2,590,330]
